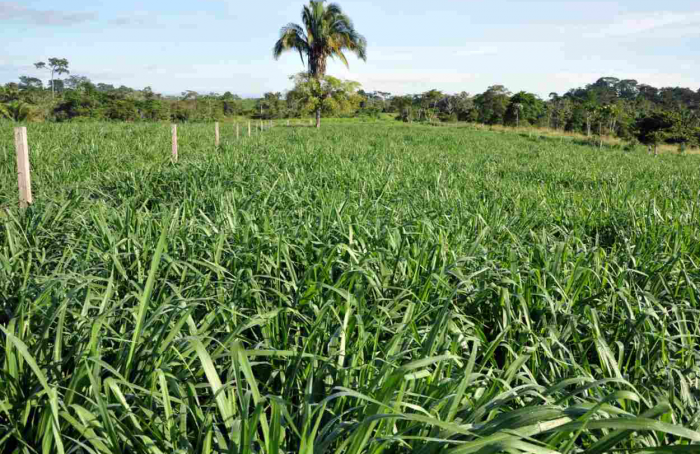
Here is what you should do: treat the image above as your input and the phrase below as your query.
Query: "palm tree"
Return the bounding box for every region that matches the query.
[0,102,32,122]
[595,105,617,150]
[273,1,367,128]
[513,103,523,128]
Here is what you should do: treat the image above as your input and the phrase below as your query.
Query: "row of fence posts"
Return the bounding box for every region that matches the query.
[172,120,274,162]
[11,119,312,208]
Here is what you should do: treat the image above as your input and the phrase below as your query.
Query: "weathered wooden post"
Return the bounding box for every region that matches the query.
[236,123,240,139]
[215,122,220,147]
[14,127,33,208]
[248,121,251,137]
[172,124,178,162]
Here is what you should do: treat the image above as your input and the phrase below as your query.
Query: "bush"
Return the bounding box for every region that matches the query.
[438,113,459,123]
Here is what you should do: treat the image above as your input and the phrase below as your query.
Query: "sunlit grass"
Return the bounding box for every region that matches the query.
[1,122,700,453]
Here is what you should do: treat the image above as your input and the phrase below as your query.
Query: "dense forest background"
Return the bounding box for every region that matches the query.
[2,59,699,148]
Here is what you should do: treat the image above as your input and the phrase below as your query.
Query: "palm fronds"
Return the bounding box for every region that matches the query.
[274,0,367,77]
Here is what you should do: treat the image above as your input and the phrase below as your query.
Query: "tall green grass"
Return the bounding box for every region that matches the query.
[1,122,700,453]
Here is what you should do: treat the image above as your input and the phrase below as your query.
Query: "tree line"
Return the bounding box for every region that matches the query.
[380,79,700,151]
[2,58,699,150]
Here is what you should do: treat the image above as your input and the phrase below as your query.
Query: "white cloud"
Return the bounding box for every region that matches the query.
[0,1,97,26]
[580,11,700,39]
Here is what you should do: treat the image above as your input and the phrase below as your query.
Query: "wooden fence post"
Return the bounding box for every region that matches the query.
[14,127,33,208]
[260,120,263,132]
[215,122,220,147]
[171,124,178,162]
[236,123,240,139]
[248,121,251,137]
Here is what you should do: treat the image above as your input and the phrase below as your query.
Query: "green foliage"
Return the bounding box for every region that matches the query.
[391,95,415,122]
[633,111,676,146]
[34,58,70,97]
[105,99,140,121]
[668,110,699,147]
[286,73,362,118]
[256,92,286,119]
[505,91,545,126]
[0,101,39,122]
[356,90,392,118]
[548,96,574,130]
[474,85,511,124]
[441,91,475,121]
[140,98,169,121]
[53,87,103,121]
[1,122,700,453]
[18,76,43,90]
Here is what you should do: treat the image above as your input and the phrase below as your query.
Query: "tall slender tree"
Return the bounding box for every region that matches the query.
[513,103,523,127]
[273,1,367,128]
[34,58,70,99]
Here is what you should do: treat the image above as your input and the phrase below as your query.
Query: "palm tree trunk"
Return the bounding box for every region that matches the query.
[316,107,321,128]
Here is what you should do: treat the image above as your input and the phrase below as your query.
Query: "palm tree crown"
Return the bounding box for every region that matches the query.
[273,1,367,79]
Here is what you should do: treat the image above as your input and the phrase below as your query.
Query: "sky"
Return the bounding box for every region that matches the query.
[1,0,699,98]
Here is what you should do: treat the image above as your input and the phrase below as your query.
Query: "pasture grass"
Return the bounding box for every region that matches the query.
[1,121,700,453]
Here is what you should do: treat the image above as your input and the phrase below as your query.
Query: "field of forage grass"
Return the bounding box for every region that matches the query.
[1,121,700,453]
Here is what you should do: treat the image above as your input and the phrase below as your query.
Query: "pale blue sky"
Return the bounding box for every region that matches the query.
[1,0,699,97]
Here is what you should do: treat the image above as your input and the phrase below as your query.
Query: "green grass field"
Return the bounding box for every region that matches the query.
[1,122,700,453]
